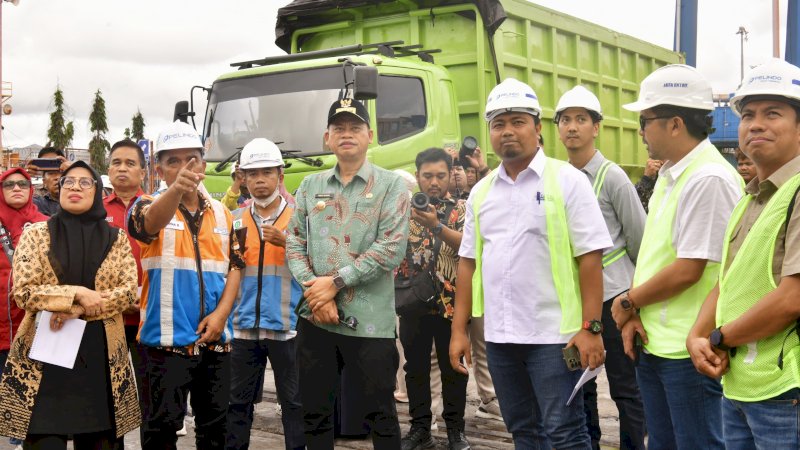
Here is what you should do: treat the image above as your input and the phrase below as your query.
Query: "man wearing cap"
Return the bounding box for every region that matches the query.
[450,78,611,449]
[286,98,409,448]
[555,86,647,450]
[128,121,245,449]
[610,64,742,449]
[226,138,305,450]
[686,58,800,448]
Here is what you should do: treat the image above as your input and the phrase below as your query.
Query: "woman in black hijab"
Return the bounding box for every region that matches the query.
[0,161,141,449]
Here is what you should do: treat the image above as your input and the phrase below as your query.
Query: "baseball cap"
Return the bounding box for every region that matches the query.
[327,98,370,126]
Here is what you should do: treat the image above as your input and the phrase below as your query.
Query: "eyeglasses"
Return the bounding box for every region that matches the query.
[337,309,359,330]
[639,115,673,130]
[59,176,97,190]
[2,180,31,190]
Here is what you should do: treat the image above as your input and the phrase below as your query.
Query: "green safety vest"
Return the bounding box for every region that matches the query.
[470,157,582,334]
[717,172,800,402]
[633,143,743,358]
[592,160,627,268]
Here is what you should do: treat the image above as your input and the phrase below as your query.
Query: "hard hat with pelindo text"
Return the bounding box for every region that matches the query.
[623,64,714,112]
[239,138,284,170]
[730,58,800,116]
[155,121,204,156]
[485,78,542,122]
[555,85,603,120]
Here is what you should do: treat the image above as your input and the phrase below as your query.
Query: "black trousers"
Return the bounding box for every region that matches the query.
[296,318,401,450]
[23,431,122,450]
[140,347,231,450]
[583,299,646,450]
[399,313,468,431]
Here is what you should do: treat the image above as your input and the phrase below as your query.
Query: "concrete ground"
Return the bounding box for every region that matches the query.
[2,368,623,449]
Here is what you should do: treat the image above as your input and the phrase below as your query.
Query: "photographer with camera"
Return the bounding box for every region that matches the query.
[396,148,470,450]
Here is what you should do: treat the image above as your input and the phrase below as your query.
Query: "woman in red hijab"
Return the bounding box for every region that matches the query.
[0,167,47,373]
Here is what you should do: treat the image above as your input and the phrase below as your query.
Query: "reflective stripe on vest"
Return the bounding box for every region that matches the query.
[633,143,743,358]
[716,172,800,401]
[232,205,300,331]
[592,160,628,268]
[139,196,231,347]
[471,157,582,334]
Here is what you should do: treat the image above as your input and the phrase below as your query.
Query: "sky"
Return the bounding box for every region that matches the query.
[0,0,790,151]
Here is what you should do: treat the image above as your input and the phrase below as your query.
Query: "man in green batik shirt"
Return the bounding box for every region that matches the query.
[287,98,410,449]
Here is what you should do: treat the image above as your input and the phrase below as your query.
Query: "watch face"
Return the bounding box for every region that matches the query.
[621,299,632,310]
[590,321,602,333]
[710,329,721,347]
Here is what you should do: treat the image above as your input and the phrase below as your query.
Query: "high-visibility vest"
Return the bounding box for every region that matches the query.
[231,204,301,331]
[592,159,628,268]
[717,172,800,401]
[138,193,232,347]
[633,143,742,358]
[471,157,582,334]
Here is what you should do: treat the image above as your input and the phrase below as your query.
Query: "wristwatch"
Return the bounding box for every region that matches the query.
[332,271,346,290]
[620,292,635,311]
[582,320,603,335]
[709,327,731,351]
[432,222,444,235]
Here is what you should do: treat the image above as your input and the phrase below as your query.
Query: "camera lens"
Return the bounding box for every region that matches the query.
[411,192,430,210]
[459,136,478,161]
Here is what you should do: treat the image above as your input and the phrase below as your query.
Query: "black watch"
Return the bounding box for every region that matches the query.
[582,320,603,335]
[709,327,730,351]
[332,272,346,290]
[432,222,444,235]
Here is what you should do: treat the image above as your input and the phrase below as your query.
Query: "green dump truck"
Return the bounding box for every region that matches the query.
[179,0,682,197]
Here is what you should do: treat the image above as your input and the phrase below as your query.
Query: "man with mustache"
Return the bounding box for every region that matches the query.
[687,58,800,449]
[286,98,409,449]
[450,78,611,449]
[556,86,647,450]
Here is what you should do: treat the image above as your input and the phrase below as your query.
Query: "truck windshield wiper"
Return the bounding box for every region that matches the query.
[281,150,324,168]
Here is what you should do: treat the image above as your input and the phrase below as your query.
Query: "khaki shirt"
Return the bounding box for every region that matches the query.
[724,154,800,284]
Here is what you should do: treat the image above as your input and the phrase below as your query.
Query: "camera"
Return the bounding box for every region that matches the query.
[411,192,441,210]
[458,136,478,162]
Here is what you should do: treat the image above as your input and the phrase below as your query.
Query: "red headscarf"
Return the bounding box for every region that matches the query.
[0,167,48,245]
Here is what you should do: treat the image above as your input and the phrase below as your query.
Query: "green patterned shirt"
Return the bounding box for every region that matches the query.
[287,161,410,338]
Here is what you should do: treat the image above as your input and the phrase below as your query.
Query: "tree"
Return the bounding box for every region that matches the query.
[46,86,74,150]
[124,128,131,139]
[130,109,146,141]
[88,89,110,173]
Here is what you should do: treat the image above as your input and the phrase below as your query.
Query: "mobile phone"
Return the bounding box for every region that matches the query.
[562,345,582,371]
[30,158,62,170]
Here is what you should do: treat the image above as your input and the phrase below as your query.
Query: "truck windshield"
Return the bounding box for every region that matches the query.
[203,66,345,161]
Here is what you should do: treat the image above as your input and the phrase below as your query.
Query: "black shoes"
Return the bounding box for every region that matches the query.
[401,426,436,450]
[446,428,471,450]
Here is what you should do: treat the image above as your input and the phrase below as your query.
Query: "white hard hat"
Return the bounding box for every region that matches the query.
[155,121,204,156]
[555,85,603,120]
[485,78,542,122]
[623,64,714,112]
[238,138,284,170]
[730,58,800,116]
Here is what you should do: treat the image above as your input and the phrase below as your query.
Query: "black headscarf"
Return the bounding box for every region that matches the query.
[47,161,118,289]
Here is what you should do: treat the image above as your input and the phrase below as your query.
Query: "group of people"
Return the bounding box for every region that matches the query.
[0,56,797,450]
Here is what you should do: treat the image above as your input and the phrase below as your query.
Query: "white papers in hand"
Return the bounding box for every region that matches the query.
[29,311,86,369]
[566,364,604,406]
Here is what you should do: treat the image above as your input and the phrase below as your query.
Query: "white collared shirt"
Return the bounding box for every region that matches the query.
[460,150,612,344]
[654,139,742,262]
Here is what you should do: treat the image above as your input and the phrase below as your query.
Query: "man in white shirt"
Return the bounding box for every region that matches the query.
[450,78,611,449]
[611,64,742,450]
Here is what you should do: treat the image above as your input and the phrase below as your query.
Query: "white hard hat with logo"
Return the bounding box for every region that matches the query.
[485,78,542,122]
[155,121,204,156]
[555,85,603,120]
[623,64,714,112]
[730,58,800,116]
[238,138,284,170]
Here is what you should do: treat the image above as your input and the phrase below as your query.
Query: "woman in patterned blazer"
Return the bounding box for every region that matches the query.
[0,161,140,449]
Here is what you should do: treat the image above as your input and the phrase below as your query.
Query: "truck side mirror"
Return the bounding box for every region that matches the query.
[353,66,378,100]
[173,101,190,123]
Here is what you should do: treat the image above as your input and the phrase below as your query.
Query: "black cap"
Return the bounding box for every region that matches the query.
[327,98,370,126]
